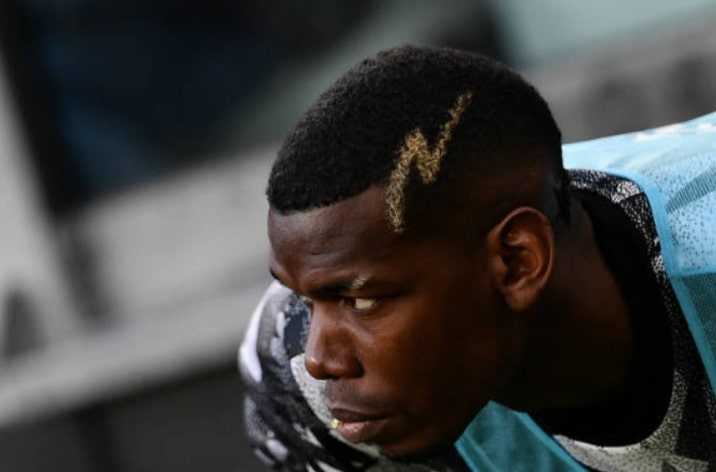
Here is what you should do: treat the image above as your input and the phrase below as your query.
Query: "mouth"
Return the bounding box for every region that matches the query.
[329,407,393,445]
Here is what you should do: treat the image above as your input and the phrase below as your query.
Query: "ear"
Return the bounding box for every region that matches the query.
[485,207,555,311]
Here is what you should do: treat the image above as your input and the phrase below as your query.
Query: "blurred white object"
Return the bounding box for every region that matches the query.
[0,51,80,348]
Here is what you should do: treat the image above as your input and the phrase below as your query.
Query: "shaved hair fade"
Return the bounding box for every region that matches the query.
[267,45,567,234]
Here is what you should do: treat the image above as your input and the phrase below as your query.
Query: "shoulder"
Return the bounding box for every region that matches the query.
[239,281,298,385]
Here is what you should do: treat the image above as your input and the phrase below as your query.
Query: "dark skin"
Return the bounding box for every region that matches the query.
[268,183,634,458]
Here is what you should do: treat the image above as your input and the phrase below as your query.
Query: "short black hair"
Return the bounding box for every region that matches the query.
[267,45,565,231]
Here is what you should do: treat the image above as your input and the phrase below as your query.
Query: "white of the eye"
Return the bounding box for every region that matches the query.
[353,298,376,310]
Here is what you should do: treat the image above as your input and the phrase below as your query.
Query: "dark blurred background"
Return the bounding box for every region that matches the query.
[0,1,714,471]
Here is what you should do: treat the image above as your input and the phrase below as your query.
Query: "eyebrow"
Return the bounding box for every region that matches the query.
[349,274,370,290]
[268,269,375,296]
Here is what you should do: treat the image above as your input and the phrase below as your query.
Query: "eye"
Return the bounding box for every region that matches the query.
[346,297,377,312]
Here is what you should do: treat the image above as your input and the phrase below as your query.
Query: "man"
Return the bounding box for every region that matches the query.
[240,45,716,471]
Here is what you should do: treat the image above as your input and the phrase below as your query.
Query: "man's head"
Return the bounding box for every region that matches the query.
[268,45,567,237]
[267,46,566,457]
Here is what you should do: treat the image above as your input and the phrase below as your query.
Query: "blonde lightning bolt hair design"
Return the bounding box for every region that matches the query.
[385,90,473,232]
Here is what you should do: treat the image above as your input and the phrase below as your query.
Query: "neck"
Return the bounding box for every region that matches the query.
[496,200,634,412]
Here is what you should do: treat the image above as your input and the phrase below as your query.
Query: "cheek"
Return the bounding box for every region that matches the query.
[437,291,504,391]
[347,286,507,454]
[365,302,504,453]
[362,291,502,404]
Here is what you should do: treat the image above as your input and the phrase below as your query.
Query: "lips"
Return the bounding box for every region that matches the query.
[329,407,393,444]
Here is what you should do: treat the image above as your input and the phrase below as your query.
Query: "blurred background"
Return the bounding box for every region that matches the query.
[0,1,715,471]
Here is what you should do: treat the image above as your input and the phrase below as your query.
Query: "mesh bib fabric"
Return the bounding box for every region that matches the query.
[563,111,716,394]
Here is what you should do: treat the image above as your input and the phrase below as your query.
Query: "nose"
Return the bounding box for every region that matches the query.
[304,302,362,380]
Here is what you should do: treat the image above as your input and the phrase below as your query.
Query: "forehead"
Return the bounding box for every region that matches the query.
[268,186,404,268]
[267,186,483,300]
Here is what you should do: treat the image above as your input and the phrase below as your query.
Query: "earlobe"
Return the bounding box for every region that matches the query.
[486,207,555,311]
